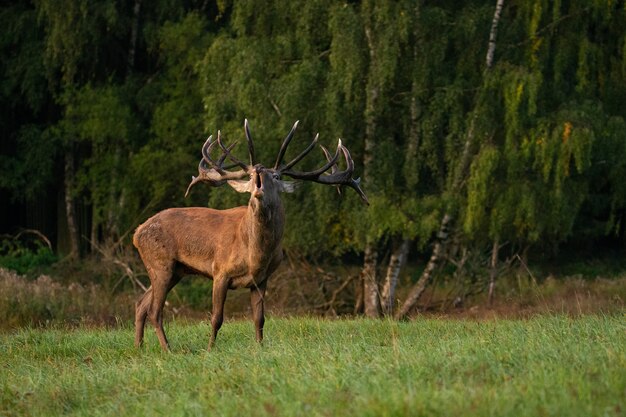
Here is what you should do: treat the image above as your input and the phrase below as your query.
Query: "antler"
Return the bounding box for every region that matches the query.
[185,133,249,197]
[273,120,300,169]
[215,119,258,171]
[187,120,369,205]
[275,124,369,205]
[244,119,256,166]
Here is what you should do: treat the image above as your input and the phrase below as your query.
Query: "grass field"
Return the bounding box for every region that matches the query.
[1,315,624,417]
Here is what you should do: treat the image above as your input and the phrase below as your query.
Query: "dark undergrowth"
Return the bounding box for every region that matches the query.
[1,259,624,331]
[1,232,625,330]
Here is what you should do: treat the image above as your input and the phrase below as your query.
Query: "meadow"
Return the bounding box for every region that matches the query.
[2,315,624,417]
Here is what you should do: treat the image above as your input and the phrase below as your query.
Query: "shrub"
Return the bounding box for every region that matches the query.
[0,268,134,330]
[0,232,58,275]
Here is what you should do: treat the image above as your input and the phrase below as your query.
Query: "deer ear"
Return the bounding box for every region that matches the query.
[278,180,298,193]
[227,179,252,193]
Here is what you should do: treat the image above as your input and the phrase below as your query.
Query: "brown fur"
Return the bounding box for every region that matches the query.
[133,168,285,351]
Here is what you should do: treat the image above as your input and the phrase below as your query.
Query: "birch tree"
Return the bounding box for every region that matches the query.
[396,0,505,319]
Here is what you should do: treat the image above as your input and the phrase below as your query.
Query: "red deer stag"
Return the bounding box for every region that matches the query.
[133,120,368,351]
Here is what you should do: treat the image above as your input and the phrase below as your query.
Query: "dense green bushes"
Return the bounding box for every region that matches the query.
[0,234,58,275]
[0,245,56,275]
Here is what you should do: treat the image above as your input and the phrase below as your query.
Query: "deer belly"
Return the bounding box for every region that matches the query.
[175,254,213,278]
[229,275,263,289]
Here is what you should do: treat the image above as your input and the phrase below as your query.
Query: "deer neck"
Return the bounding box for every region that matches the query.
[243,196,285,256]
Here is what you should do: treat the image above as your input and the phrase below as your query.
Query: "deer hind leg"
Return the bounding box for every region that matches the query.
[144,266,180,351]
[250,281,267,344]
[135,287,153,348]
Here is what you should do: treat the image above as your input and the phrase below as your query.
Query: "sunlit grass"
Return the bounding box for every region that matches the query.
[1,315,624,417]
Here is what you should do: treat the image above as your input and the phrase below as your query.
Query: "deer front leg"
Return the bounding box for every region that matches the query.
[250,281,267,344]
[209,278,229,350]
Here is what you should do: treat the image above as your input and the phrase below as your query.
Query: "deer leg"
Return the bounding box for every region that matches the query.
[135,287,153,348]
[208,278,229,350]
[250,281,267,344]
[147,269,178,351]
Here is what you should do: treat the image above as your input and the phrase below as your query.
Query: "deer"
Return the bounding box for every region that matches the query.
[132,120,368,351]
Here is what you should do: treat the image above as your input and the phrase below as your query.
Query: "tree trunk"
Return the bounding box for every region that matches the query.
[395,214,450,319]
[361,243,380,318]
[488,238,499,306]
[485,0,505,70]
[354,278,364,315]
[381,239,409,316]
[127,0,141,76]
[90,204,98,253]
[64,149,80,259]
[359,22,381,318]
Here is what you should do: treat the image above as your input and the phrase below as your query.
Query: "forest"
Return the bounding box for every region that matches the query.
[1,0,626,320]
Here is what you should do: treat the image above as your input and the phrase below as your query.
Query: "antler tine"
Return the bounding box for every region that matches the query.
[201,135,221,172]
[273,120,300,170]
[320,144,341,195]
[317,143,368,205]
[280,133,320,172]
[201,135,213,160]
[244,119,256,166]
[320,144,338,175]
[217,130,249,171]
[185,159,208,197]
[185,132,249,197]
[281,139,369,205]
[217,141,238,166]
[201,135,239,173]
[337,144,369,205]
[281,140,341,179]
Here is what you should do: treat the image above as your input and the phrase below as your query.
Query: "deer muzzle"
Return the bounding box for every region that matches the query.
[253,171,264,198]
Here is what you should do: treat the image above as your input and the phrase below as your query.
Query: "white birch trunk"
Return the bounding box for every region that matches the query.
[381,239,409,316]
[361,243,380,318]
[64,150,80,258]
[395,214,450,319]
[488,239,499,305]
[359,22,381,318]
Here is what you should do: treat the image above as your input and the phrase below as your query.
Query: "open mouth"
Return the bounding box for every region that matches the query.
[253,171,264,198]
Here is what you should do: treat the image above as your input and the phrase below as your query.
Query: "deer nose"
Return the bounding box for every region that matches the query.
[253,171,264,198]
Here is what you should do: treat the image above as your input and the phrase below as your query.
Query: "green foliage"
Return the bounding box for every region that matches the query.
[35,0,122,85]
[1,316,624,416]
[172,276,213,311]
[0,4,47,112]
[465,145,500,237]
[458,0,626,250]
[53,83,136,234]
[0,241,57,275]
[0,124,58,202]
[128,11,210,216]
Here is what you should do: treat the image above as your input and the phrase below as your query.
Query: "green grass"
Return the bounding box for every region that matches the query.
[1,315,624,417]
